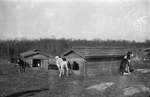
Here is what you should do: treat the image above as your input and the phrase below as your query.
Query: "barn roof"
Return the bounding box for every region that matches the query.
[20,49,53,59]
[63,48,131,59]
[25,54,50,59]
[143,48,150,52]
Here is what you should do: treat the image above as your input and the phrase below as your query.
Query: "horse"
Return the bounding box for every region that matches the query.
[16,58,29,72]
[55,56,69,77]
[120,51,134,75]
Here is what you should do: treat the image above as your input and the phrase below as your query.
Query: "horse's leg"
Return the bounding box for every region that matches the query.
[126,62,130,73]
[60,67,64,77]
[58,69,61,77]
[61,66,64,77]
[59,69,61,77]
[123,62,130,75]
[65,64,69,77]
[127,64,130,74]
[59,65,63,77]
[57,65,61,77]
[56,64,60,77]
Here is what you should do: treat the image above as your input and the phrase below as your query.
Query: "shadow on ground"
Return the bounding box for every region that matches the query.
[4,88,49,97]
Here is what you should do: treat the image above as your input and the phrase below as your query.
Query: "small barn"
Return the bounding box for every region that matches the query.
[20,49,53,70]
[63,47,131,77]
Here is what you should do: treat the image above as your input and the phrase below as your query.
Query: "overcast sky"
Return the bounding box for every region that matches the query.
[0,0,149,42]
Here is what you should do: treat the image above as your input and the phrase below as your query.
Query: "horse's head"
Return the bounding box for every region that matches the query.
[55,56,59,60]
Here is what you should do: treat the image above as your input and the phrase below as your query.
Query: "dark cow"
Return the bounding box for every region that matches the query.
[120,51,134,75]
[16,58,29,72]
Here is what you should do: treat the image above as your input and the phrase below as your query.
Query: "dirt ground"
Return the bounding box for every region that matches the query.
[0,59,150,97]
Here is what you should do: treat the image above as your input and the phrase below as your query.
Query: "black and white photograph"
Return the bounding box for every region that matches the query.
[0,0,150,97]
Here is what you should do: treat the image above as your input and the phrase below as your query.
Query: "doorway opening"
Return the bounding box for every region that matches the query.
[33,59,41,67]
[73,61,79,70]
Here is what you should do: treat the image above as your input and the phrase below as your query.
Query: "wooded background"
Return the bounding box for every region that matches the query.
[0,38,150,59]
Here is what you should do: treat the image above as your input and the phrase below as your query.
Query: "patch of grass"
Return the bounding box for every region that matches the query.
[48,60,150,97]
[0,59,49,97]
[0,59,18,75]
[1,59,150,97]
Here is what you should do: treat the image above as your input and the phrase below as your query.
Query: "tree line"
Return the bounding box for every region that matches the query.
[0,38,150,59]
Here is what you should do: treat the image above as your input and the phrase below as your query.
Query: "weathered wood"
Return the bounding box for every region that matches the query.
[83,61,87,77]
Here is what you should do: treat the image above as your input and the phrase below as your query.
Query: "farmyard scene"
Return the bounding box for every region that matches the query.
[0,0,150,97]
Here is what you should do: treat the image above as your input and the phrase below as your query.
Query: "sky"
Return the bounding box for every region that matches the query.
[0,0,150,42]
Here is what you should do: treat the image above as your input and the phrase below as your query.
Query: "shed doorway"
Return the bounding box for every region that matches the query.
[33,59,41,67]
[73,61,79,70]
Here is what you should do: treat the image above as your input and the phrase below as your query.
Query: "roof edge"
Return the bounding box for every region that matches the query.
[62,49,85,59]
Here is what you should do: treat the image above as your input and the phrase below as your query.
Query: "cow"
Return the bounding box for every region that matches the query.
[120,51,134,75]
[16,58,29,72]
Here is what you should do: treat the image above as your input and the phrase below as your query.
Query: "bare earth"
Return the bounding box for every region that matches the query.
[0,59,150,97]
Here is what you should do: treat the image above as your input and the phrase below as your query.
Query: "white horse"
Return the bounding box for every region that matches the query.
[55,56,69,77]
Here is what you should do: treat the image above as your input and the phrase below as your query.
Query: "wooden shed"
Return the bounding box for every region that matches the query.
[63,47,131,77]
[20,49,53,70]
